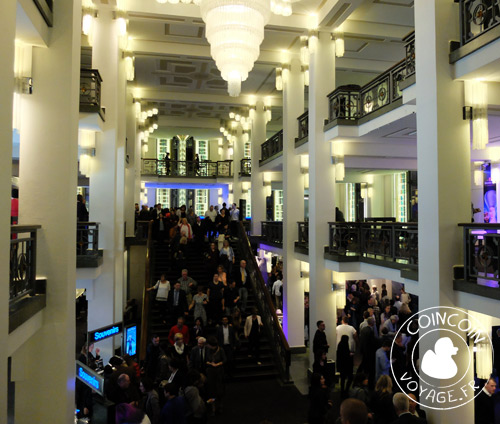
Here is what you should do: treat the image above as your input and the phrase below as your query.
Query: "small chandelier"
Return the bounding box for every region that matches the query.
[200,0,271,97]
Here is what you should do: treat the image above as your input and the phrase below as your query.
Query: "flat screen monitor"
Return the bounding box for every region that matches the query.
[124,325,137,357]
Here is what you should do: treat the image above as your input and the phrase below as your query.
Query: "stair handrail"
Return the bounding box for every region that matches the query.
[139,220,154,361]
[236,222,292,383]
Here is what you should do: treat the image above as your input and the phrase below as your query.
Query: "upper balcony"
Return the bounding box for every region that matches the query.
[10,225,46,333]
[260,130,283,167]
[79,69,105,122]
[77,222,103,268]
[295,111,309,148]
[240,158,251,177]
[450,1,500,79]
[454,223,500,301]
[324,32,415,134]
[141,159,233,179]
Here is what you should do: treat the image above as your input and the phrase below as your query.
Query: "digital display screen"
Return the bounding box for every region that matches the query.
[124,325,137,356]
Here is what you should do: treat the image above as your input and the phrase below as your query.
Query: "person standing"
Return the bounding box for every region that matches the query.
[475,378,497,424]
[217,316,237,376]
[204,205,217,242]
[229,203,240,237]
[164,152,171,176]
[272,272,283,310]
[336,335,354,398]
[147,274,171,324]
[205,337,226,415]
[234,259,249,313]
[313,320,330,356]
[244,309,264,365]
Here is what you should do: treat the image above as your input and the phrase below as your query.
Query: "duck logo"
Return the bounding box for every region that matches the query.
[391,306,494,411]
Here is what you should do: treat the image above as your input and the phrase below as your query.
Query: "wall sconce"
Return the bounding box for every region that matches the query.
[300,155,309,173]
[275,67,283,91]
[464,80,489,150]
[333,27,345,57]
[336,162,345,181]
[123,52,135,81]
[300,35,309,66]
[302,65,309,87]
[304,173,309,189]
[228,147,234,156]
[82,8,95,36]
[308,30,319,53]
[242,182,250,193]
[263,172,272,197]
[229,183,233,194]
[332,141,346,181]
[114,10,128,37]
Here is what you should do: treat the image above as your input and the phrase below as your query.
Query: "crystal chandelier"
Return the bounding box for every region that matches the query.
[200,0,271,97]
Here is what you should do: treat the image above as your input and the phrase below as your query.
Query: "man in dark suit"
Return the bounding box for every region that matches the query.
[217,316,237,376]
[358,317,378,388]
[168,282,188,324]
[233,260,250,313]
[391,393,426,423]
[189,337,207,374]
[313,320,329,356]
[475,377,497,424]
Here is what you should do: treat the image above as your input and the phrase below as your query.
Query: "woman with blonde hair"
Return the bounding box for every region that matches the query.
[370,375,396,423]
[178,217,193,240]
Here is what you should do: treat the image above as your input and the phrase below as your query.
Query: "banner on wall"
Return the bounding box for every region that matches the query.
[483,163,497,223]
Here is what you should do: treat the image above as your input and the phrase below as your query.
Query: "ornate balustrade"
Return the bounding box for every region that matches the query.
[240,158,251,176]
[326,221,418,268]
[296,221,309,251]
[326,31,415,126]
[10,225,40,303]
[79,69,105,121]
[77,222,102,268]
[141,159,233,178]
[296,111,309,146]
[261,221,283,246]
[459,0,500,46]
[460,223,500,286]
[260,130,283,164]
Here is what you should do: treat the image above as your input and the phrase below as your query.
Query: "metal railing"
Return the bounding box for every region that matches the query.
[297,110,309,141]
[77,222,100,256]
[326,31,415,125]
[10,225,40,303]
[141,159,233,178]
[261,130,283,163]
[261,221,283,246]
[139,221,154,361]
[459,0,500,45]
[326,221,418,268]
[236,222,291,382]
[460,223,500,285]
[296,221,309,250]
[79,69,104,120]
[240,158,251,176]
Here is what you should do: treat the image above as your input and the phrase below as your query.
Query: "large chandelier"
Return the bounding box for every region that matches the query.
[200,0,271,97]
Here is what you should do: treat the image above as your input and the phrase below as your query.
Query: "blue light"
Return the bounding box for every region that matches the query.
[93,326,120,341]
[78,367,100,390]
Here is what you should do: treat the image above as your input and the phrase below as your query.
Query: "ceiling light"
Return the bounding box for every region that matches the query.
[333,28,344,57]
[152,108,159,115]
[275,67,283,91]
[220,126,225,133]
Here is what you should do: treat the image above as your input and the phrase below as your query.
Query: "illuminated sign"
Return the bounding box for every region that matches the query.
[75,361,104,396]
[88,322,123,343]
[124,325,137,356]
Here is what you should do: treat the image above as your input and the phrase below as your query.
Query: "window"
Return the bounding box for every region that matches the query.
[195,189,208,217]
[274,190,283,221]
[396,172,407,222]
[156,189,170,209]
[157,139,170,174]
[196,140,209,161]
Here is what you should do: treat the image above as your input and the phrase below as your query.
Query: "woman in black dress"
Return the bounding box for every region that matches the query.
[205,337,226,415]
[308,373,332,424]
[336,334,354,398]
[207,273,224,325]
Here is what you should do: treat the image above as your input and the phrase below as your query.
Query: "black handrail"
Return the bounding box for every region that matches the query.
[240,158,251,176]
[139,221,154,361]
[459,223,500,284]
[297,221,309,249]
[141,159,233,178]
[77,222,100,257]
[261,221,283,245]
[297,110,309,141]
[80,69,104,120]
[327,221,418,268]
[260,130,283,163]
[236,222,291,382]
[459,0,500,46]
[10,225,41,303]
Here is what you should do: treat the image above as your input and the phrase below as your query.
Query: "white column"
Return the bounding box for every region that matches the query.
[251,101,267,235]
[0,1,16,421]
[232,125,243,204]
[283,58,305,348]
[87,7,126,359]
[308,32,337,360]
[16,0,81,422]
[415,1,472,421]
[125,93,137,237]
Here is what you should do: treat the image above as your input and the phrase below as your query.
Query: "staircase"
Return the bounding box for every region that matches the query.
[145,236,281,382]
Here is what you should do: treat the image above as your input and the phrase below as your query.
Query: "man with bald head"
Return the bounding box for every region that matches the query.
[408,393,427,421]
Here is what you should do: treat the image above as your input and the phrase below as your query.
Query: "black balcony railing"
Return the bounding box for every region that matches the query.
[10,225,40,303]
[77,222,102,268]
[326,31,415,126]
[240,158,251,176]
[141,159,233,178]
[296,221,309,250]
[261,221,283,246]
[459,0,500,46]
[80,69,104,121]
[296,111,309,146]
[326,221,418,268]
[260,130,283,164]
[460,223,500,286]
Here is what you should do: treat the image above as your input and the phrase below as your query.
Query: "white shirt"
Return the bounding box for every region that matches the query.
[205,209,217,222]
[222,326,230,345]
[336,323,357,352]
[230,208,239,221]
[272,280,283,296]
[153,280,171,300]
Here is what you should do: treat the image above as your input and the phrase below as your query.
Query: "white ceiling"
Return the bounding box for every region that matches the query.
[125,0,415,137]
